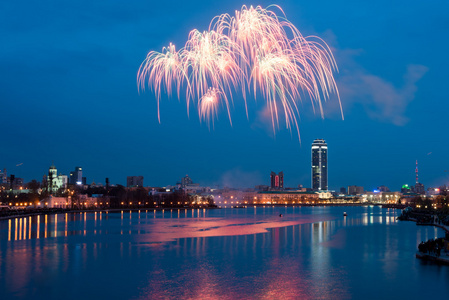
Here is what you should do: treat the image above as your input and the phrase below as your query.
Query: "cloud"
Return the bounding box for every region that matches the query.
[339,64,428,126]
[325,33,429,125]
[249,31,428,131]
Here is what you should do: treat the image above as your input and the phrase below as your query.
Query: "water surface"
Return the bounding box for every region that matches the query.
[0,206,447,299]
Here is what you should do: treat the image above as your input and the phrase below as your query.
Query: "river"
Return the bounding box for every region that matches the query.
[0,206,447,299]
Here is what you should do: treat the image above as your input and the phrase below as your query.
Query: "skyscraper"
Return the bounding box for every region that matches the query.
[311,139,328,191]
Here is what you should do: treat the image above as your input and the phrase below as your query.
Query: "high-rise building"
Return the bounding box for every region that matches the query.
[181,175,193,188]
[311,139,328,191]
[127,176,144,187]
[69,167,83,185]
[270,171,284,190]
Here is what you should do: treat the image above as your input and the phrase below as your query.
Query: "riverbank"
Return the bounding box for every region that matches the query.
[399,210,449,264]
[0,202,410,222]
[0,206,221,221]
[416,251,449,265]
[0,202,386,221]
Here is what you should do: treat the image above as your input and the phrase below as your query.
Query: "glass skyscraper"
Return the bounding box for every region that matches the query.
[311,139,328,191]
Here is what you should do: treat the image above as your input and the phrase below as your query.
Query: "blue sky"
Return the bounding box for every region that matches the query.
[1,0,448,191]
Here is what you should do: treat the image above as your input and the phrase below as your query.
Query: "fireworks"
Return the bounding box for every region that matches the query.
[138,5,342,139]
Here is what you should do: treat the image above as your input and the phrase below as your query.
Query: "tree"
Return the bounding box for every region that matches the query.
[27,180,40,192]
[47,171,53,195]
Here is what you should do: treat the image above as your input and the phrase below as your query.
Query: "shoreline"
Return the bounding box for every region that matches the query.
[414,220,449,233]
[401,217,449,233]
[400,215,449,264]
[0,203,387,221]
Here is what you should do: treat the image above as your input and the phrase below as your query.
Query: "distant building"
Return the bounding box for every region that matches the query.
[127,176,144,188]
[46,163,68,193]
[69,167,83,185]
[243,191,319,205]
[377,185,390,192]
[270,171,284,190]
[340,187,346,194]
[426,187,440,198]
[365,191,402,203]
[311,139,328,191]
[401,184,411,194]
[348,185,364,195]
[0,169,7,184]
[11,177,24,189]
[414,160,425,195]
[181,175,193,188]
[255,185,269,191]
[414,183,425,195]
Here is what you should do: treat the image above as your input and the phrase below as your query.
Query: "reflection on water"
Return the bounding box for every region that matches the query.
[0,206,448,299]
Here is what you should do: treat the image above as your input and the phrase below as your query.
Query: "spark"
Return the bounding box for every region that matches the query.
[138,5,342,140]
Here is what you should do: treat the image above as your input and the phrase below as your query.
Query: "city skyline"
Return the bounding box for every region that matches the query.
[0,150,441,193]
[1,0,448,190]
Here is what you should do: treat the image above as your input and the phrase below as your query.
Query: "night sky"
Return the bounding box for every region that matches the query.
[1,0,448,191]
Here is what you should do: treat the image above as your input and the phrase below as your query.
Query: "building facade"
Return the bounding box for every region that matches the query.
[270,171,284,190]
[243,191,320,205]
[364,191,402,203]
[181,175,193,188]
[348,185,364,195]
[0,169,7,184]
[311,139,328,191]
[127,176,144,187]
[69,167,83,185]
[46,164,68,193]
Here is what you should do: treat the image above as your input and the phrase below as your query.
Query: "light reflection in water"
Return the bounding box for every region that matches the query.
[54,214,57,237]
[37,215,40,239]
[65,213,68,237]
[8,219,11,241]
[0,207,447,300]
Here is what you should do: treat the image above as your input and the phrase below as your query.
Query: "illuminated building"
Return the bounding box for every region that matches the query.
[46,163,68,193]
[69,167,83,185]
[365,191,402,203]
[401,184,411,193]
[244,191,319,205]
[270,171,284,190]
[311,139,328,191]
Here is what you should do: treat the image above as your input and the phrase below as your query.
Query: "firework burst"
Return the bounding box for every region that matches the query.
[199,87,221,128]
[138,5,343,139]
